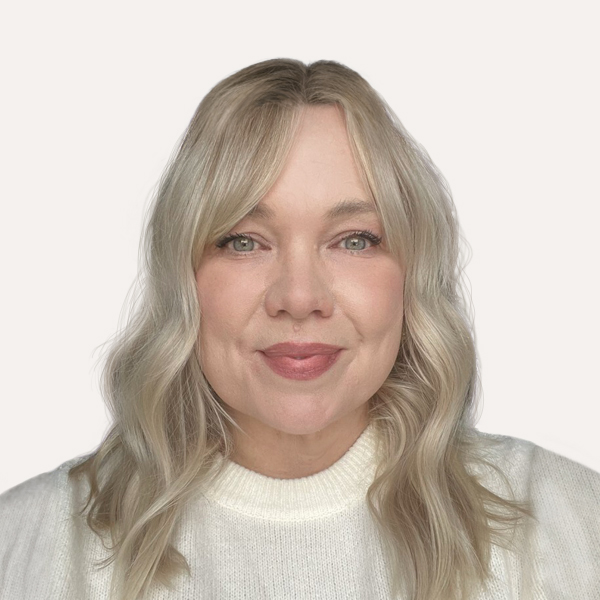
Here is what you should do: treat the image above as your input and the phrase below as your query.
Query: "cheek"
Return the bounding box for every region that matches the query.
[195,267,239,382]
[341,261,404,330]
[195,264,261,344]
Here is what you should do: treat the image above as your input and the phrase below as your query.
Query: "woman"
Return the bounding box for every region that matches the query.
[1,58,598,600]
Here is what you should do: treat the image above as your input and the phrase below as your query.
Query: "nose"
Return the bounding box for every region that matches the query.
[263,247,334,320]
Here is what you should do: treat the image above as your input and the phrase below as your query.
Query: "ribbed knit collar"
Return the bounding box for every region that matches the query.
[199,421,380,520]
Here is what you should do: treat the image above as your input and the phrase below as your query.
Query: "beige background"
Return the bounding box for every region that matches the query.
[1,0,598,494]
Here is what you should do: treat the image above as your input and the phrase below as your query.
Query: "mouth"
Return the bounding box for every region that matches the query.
[261,342,344,357]
[259,349,343,381]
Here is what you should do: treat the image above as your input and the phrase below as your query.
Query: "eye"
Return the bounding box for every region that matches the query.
[339,230,382,253]
[215,232,260,253]
[215,230,383,255]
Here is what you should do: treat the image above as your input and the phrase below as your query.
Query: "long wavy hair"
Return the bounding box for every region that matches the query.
[69,58,530,600]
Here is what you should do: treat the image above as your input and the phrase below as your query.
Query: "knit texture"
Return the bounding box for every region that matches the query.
[1,422,599,599]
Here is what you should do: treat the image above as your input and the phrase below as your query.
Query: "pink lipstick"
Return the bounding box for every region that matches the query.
[260,342,344,381]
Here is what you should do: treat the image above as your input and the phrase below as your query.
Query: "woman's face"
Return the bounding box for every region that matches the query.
[195,105,404,453]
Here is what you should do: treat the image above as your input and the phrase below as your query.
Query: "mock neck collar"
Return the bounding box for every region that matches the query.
[198,421,380,520]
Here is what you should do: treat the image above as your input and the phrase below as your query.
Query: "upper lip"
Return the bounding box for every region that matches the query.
[261,342,343,357]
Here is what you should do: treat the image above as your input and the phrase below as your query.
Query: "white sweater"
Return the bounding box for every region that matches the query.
[1,422,599,599]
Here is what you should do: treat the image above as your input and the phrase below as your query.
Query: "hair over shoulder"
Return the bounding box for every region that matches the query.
[69,58,531,600]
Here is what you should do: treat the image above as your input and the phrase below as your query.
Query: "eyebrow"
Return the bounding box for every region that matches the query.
[245,198,377,221]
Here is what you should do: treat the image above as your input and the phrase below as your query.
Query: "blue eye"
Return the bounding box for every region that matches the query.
[215,232,256,252]
[215,230,383,255]
[342,231,382,252]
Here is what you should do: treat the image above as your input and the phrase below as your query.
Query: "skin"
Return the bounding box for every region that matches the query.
[195,105,405,479]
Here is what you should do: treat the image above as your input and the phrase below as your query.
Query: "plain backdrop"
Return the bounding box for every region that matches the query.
[1,0,598,495]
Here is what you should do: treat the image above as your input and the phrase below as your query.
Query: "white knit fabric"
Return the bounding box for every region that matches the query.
[1,422,599,599]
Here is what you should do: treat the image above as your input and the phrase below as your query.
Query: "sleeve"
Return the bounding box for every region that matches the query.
[0,465,72,600]
[529,445,600,599]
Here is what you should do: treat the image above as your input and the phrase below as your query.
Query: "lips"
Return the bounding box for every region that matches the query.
[262,342,343,357]
[260,347,343,380]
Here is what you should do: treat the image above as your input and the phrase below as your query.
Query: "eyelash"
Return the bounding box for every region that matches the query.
[215,229,383,255]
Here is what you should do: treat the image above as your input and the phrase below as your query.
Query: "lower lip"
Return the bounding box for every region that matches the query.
[259,350,343,380]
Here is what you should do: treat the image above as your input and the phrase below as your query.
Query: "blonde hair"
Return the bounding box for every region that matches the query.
[69,58,530,600]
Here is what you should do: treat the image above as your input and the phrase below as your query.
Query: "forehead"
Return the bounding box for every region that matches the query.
[243,198,377,222]
[244,106,377,223]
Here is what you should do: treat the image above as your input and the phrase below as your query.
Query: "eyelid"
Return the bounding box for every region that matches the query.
[215,230,382,253]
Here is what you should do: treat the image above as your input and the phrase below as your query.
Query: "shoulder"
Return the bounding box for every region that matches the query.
[527,441,600,509]
[468,430,537,499]
[0,456,91,599]
[473,430,600,595]
[0,455,88,516]
[473,429,600,504]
